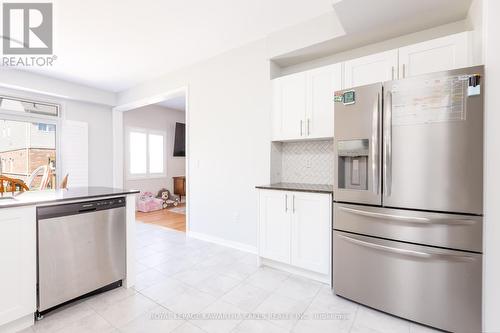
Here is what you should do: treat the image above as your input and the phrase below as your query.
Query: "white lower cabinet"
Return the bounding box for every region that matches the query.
[258,190,331,275]
[291,192,331,274]
[258,190,291,263]
[0,206,36,329]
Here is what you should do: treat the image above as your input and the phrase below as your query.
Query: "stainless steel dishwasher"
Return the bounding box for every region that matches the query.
[37,197,126,315]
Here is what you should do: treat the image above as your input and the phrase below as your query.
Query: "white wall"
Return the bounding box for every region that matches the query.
[482,0,500,331]
[123,104,185,194]
[118,39,271,250]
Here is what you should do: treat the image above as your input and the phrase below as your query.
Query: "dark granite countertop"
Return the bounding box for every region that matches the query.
[0,187,140,209]
[256,183,333,194]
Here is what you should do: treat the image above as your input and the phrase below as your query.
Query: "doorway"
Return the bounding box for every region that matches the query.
[114,89,188,232]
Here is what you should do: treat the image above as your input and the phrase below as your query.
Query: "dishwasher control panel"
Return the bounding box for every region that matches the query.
[37,197,126,220]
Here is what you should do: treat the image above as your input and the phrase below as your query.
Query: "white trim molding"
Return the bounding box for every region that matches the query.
[187,231,258,255]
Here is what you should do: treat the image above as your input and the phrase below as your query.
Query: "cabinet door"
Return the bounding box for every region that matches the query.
[398,32,471,78]
[291,192,331,274]
[259,190,291,263]
[278,72,307,140]
[344,50,398,89]
[0,207,36,326]
[306,63,342,139]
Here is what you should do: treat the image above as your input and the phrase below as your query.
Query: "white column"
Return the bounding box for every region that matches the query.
[112,110,124,189]
[483,0,500,331]
[124,193,136,288]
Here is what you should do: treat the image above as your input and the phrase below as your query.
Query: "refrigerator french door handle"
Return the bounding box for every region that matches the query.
[338,206,477,225]
[372,93,380,194]
[383,90,393,196]
[337,234,476,262]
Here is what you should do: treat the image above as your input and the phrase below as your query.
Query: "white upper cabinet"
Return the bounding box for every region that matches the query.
[272,32,472,141]
[273,72,307,141]
[306,63,342,139]
[272,63,342,141]
[398,32,471,78]
[344,49,398,89]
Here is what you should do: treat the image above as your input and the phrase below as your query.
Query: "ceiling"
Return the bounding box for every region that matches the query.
[155,95,186,111]
[273,0,473,66]
[18,0,334,92]
[10,0,474,94]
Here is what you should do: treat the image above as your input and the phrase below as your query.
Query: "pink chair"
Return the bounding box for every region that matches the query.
[136,192,163,212]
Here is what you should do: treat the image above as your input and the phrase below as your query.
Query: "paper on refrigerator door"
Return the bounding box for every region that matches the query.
[391,75,469,126]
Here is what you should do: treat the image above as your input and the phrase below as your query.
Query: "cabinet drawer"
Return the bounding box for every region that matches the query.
[334,203,482,252]
[333,231,481,333]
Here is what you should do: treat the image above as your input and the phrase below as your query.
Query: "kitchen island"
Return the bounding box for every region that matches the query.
[0,187,139,333]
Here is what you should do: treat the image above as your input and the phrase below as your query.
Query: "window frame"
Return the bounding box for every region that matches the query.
[0,107,61,187]
[126,127,167,180]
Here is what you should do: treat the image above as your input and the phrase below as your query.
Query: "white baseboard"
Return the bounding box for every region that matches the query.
[187,231,257,254]
[0,314,34,333]
[260,257,331,285]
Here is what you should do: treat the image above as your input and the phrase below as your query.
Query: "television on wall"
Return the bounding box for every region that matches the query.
[173,122,185,157]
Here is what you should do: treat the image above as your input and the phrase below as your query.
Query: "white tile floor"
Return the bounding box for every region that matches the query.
[22,222,443,333]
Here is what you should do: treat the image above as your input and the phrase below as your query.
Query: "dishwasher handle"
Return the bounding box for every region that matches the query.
[79,207,97,214]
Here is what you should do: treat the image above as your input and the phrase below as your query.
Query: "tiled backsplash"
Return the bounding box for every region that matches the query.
[271,140,334,185]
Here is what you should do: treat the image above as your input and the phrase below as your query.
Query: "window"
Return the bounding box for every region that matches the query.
[0,96,59,116]
[0,119,58,190]
[127,128,166,178]
[148,134,164,174]
[129,131,147,175]
[0,95,60,191]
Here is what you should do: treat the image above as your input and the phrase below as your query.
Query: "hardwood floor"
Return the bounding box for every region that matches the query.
[136,205,186,232]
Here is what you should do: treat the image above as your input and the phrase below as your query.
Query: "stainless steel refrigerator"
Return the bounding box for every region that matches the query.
[332,66,483,333]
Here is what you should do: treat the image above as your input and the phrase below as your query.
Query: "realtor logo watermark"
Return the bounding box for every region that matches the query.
[2,2,57,66]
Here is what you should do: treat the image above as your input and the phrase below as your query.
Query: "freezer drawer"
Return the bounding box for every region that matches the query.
[334,203,482,252]
[333,231,481,333]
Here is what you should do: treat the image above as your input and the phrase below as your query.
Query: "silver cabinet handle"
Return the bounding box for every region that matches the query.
[300,120,303,136]
[307,119,310,136]
[337,234,476,262]
[292,195,295,213]
[402,64,406,78]
[371,93,380,194]
[391,66,394,80]
[383,91,392,196]
[285,194,288,212]
[338,206,476,225]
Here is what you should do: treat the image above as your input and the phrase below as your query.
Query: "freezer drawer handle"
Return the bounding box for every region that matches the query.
[339,206,476,225]
[337,234,476,262]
